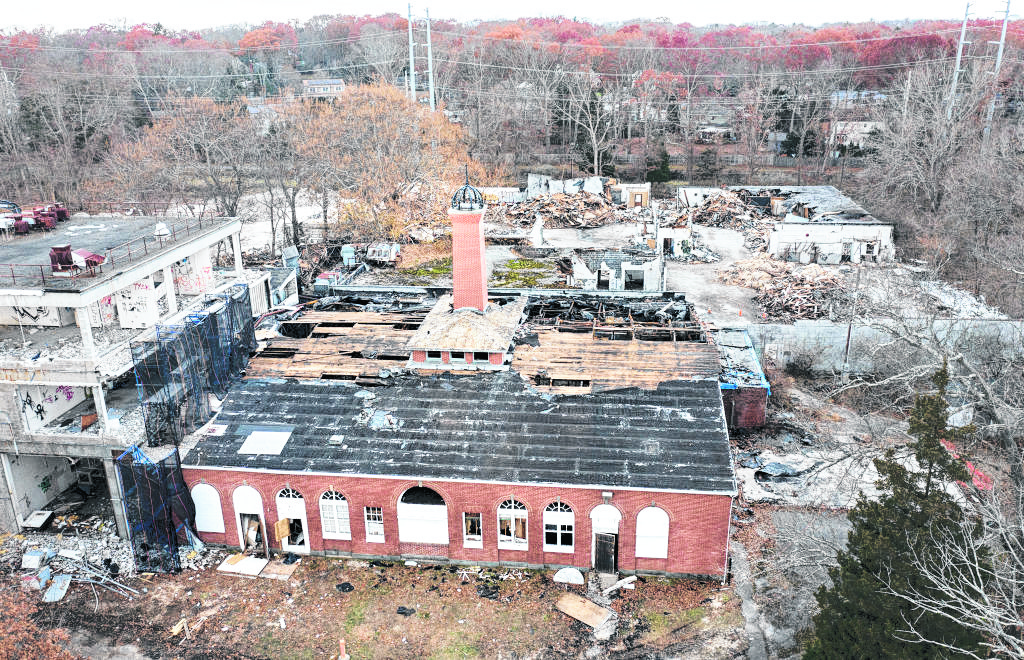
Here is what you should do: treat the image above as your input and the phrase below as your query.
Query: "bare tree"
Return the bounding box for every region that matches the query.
[879,483,1024,660]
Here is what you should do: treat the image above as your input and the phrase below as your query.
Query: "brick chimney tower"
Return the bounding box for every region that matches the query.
[448,172,488,311]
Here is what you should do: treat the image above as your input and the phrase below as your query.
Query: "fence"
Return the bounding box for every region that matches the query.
[0,215,229,290]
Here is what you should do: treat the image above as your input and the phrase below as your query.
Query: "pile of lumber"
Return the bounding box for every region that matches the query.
[718,257,847,320]
[691,191,771,252]
[491,192,616,228]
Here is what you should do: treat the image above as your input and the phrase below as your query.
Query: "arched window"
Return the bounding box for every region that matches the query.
[190,483,225,533]
[497,498,528,549]
[543,501,574,553]
[635,506,670,559]
[275,487,308,552]
[397,486,449,545]
[320,491,351,540]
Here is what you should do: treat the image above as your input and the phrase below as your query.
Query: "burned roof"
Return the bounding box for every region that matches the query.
[182,371,735,494]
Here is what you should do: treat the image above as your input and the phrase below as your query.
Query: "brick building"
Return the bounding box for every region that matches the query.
[180,181,744,578]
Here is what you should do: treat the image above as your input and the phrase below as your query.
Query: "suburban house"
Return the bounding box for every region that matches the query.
[180,182,747,578]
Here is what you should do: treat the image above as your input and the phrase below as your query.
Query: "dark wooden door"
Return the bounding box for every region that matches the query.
[595,533,617,573]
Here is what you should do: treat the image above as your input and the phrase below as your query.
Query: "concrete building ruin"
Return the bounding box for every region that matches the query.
[0,214,251,537]
[679,185,894,265]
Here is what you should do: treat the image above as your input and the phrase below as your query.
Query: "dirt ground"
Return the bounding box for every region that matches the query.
[20,559,746,659]
[664,226,759,326]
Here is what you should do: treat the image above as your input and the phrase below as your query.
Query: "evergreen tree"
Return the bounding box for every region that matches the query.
[806,365,988,659]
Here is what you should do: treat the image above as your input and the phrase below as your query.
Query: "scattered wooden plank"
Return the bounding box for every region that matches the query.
[555,592,614,629]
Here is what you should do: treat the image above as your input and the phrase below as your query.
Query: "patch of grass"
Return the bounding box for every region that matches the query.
[401,256,452,277]
[344,598,368,632]
[644,606,706,639]
[505,258,550,270]
[491,269,542,287]
[429,642,480,659]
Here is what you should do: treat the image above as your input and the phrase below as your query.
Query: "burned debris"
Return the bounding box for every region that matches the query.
[718,257,848,321]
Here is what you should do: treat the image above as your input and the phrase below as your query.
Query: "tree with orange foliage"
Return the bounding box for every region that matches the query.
[0,586,78,660]
[294,83,480,239]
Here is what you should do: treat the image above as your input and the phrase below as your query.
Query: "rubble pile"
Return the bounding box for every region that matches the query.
[491,192,616,229]
[690,191,771,252]
[719,257,847,320]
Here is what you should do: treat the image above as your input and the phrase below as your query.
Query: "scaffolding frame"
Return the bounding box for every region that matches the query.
[132,283,255,446]
[116,445,196,573]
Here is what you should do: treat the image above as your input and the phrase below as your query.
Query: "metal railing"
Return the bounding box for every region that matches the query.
[0,215,228,290]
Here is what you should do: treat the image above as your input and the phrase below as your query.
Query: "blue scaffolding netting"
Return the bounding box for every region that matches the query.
[132,283,256,446]
[115,445,196,573]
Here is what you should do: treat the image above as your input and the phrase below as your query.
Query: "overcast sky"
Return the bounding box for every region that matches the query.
[2,0,1007,34]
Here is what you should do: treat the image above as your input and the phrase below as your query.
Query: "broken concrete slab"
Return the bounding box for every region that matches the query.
[555,592,615,629]
[553,567,585,585]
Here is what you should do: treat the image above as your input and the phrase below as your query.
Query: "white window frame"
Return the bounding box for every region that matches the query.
[635,506,670,559]
[320,491,351,541]
[497,498,528,550]
[364,506,385,543]
[425,350,442,362]
[462,512,483,549]
[543,502,574,554]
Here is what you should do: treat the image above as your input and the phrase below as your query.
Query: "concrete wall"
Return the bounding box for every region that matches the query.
[184,468,733,577]
[0,305,75,327]
[751,318,1024,374]
[768,222,894,264]
[18,384,89,432]
[172,248,214,295]
[114,277,159,329]
[3,453,76,519]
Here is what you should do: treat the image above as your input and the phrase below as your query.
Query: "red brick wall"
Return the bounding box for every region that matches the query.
[722,386,767,429]
[488,352,503,365]
[449,207,488,311]
[412,351,426,363]
[182,469,732,577]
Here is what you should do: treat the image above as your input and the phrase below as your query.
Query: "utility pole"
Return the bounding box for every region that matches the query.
[983,0,1011,140]
[426,8,436,111]
[946,2,971,120]
[407,4,416,102]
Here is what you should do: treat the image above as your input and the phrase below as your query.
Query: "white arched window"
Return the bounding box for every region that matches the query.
[275,487,309,553]
[543,502,574,553]
[635,506,670,559]
[190,483,225,533]
[497,498,528,550]
[320,491,351,540]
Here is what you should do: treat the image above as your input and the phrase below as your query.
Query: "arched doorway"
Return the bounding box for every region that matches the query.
[232,485,265,553]
[275,487,310,554]
[590,504,622,573]
[397,486,448,545]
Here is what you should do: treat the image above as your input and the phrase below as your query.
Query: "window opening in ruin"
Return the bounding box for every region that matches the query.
[498,498,528,549]
[474,352,490,362]
[364,506,385,543]
[463,512,482,548]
